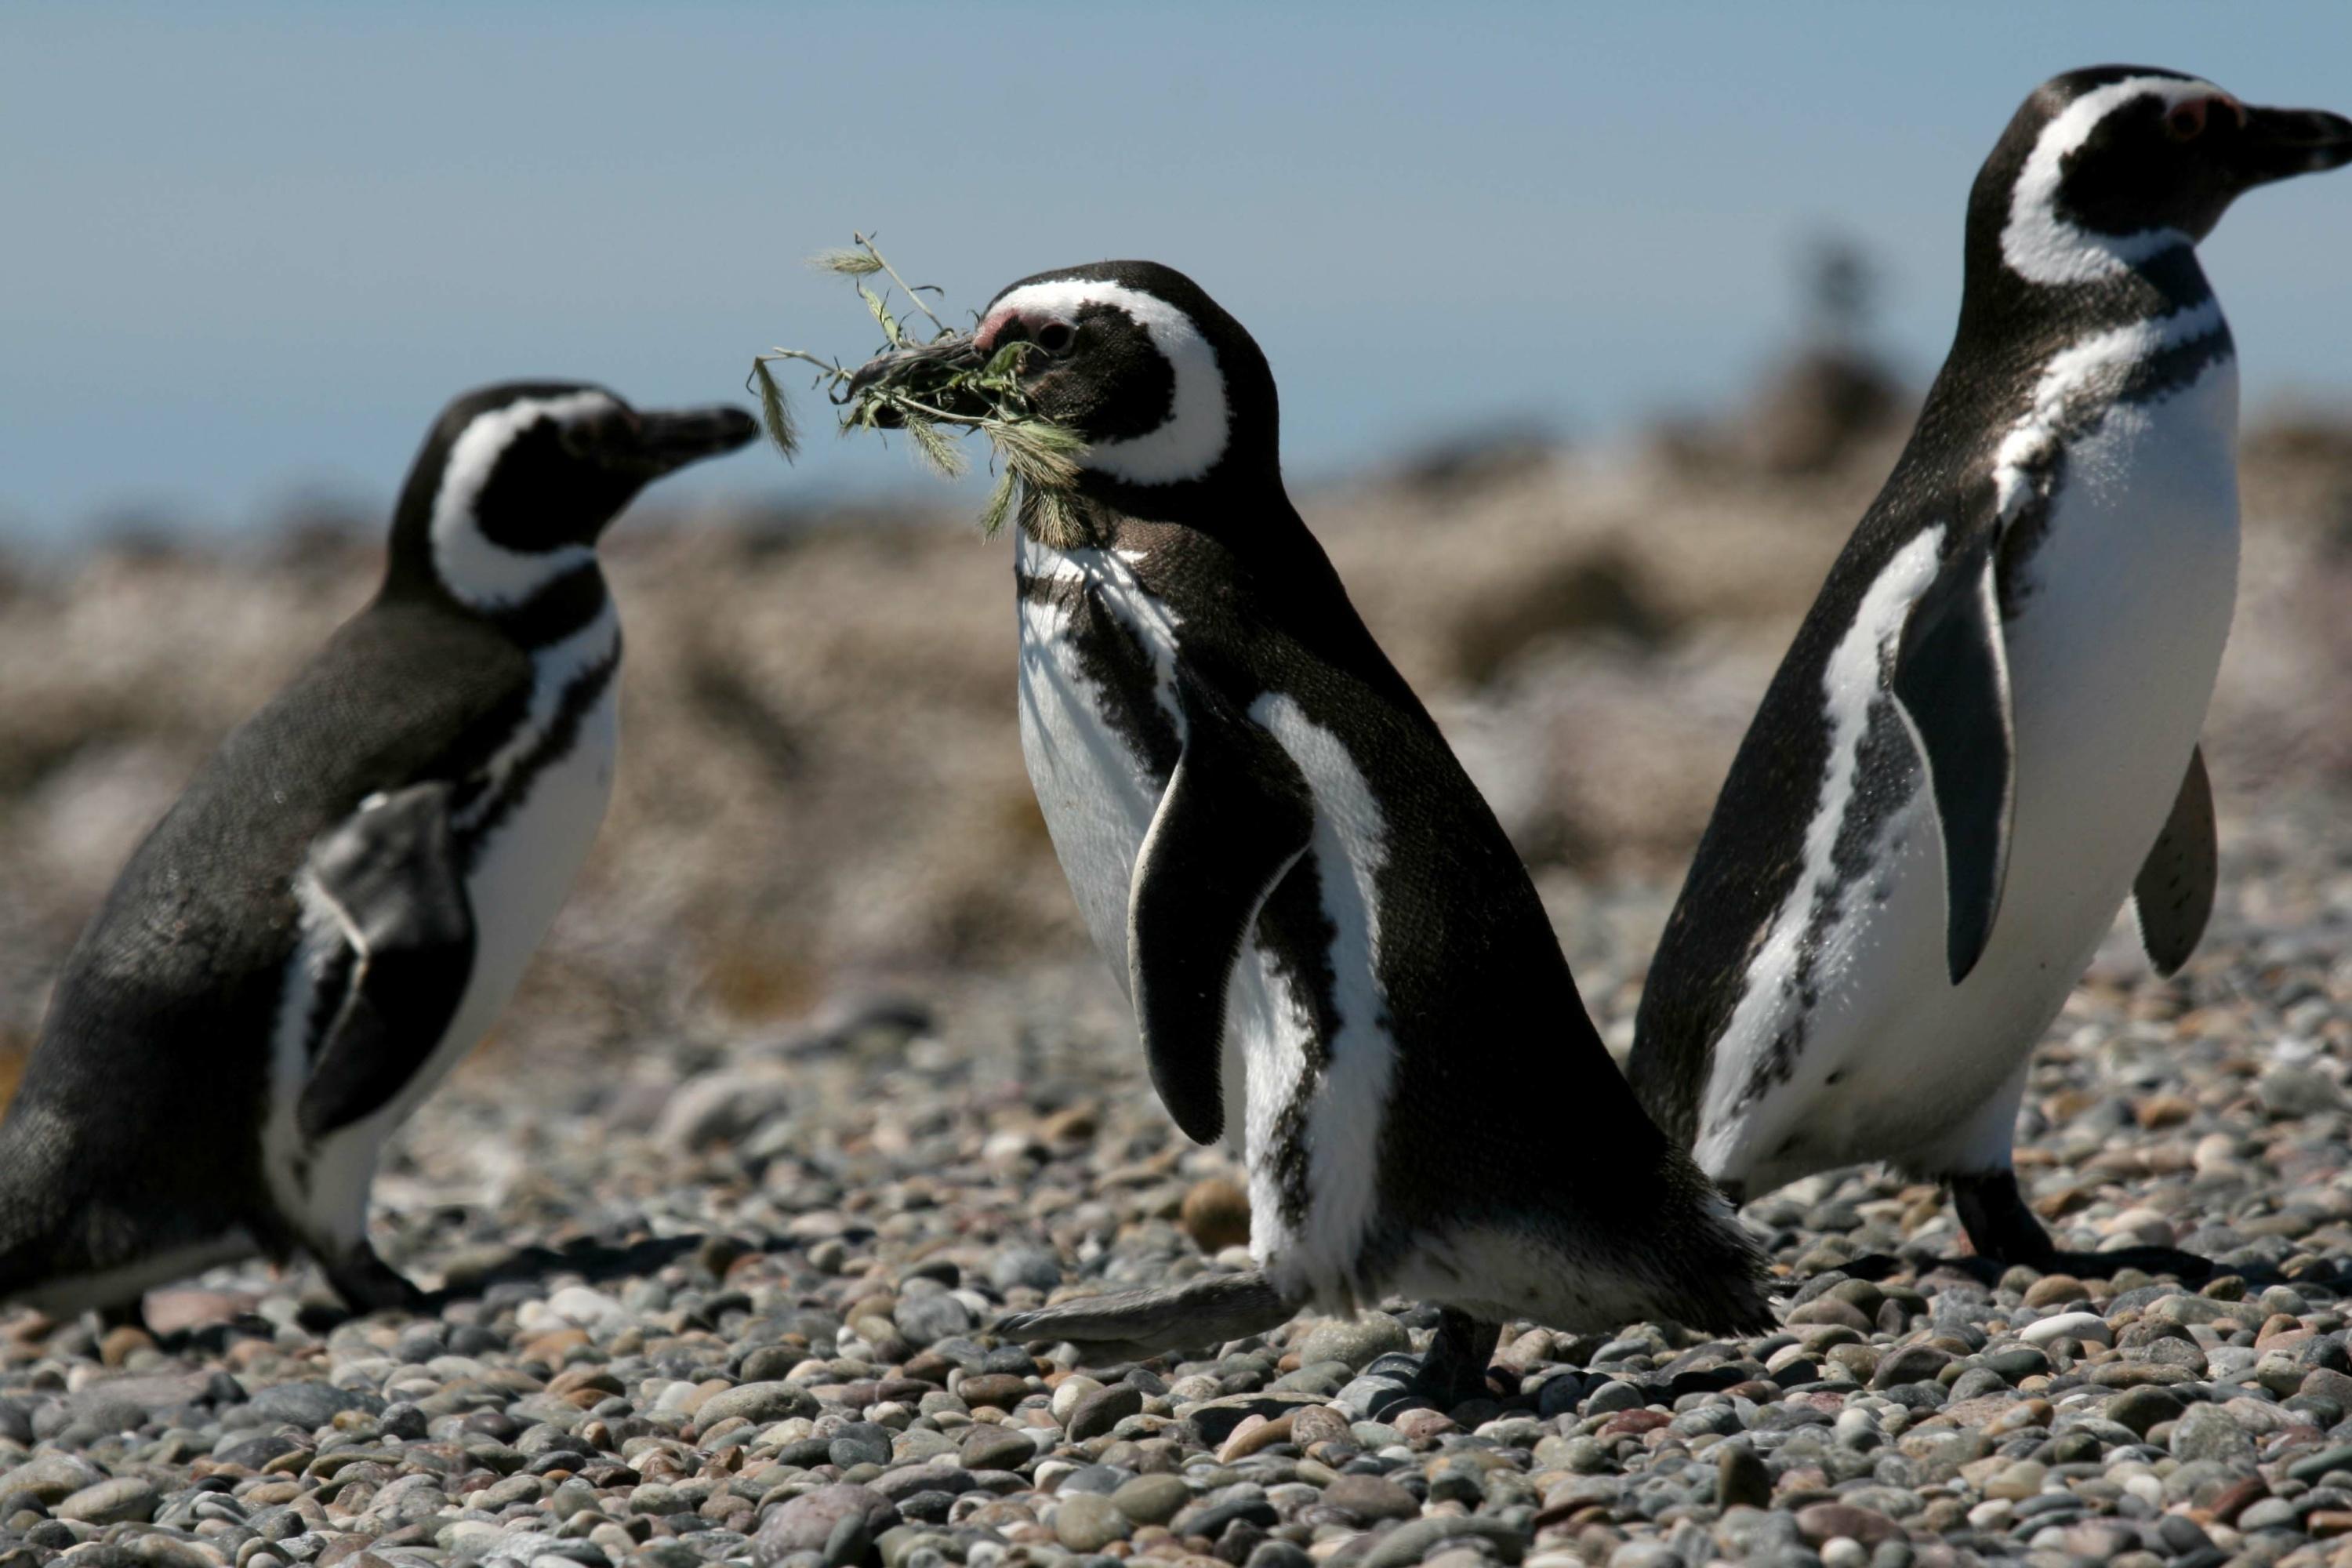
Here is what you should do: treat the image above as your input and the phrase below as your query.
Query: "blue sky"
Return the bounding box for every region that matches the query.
[5,2,2351,539]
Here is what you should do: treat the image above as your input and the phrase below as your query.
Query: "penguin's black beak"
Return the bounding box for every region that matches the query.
[2231,103,2352,187]
[844,336,988,428]
[630,405,760,475]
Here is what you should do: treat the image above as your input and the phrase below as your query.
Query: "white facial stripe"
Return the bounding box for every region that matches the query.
[2002,76,2226,285]
[430,390,615,609]
[993,278,1230,485]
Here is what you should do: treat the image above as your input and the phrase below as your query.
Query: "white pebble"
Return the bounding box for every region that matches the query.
[2020,1311,2112,1348]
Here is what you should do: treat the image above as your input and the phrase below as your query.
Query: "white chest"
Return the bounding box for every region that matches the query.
[1695,351,2241,1189]
[1013,535,1183,980]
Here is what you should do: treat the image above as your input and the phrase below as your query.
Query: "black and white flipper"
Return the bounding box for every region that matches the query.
[296,782,474,1142]
[1890,530,2015,985]
[2132,745,2217,977]
[1128,703,1316,1144]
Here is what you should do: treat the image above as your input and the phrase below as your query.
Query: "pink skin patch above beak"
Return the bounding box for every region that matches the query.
[975,307,1022,355]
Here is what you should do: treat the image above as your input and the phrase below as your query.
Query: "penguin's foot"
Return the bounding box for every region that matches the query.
[1359,1310,1503,1414]
[1949,1171,2214,1283]
[323,1243,430,1316]
[995,1268,1297,1363]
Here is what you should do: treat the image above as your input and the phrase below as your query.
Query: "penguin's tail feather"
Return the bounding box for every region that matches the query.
[1639,1150,1779,1335]
[0,1102,82,1301]
[995,1269,1298,1362]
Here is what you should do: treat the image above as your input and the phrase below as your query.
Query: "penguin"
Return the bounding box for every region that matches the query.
[0,383,756,1319]
[849,263,1771,1401]
[1627,68,2352,1278]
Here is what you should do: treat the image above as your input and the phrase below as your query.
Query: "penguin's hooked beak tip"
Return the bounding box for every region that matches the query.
[633,405,760,474]
[2237,103,2352,183]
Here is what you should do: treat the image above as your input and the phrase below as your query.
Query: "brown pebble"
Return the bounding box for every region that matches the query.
[1289,1406,1349,1450]
[1793,1501,1901,1548]
[1179,1178,1251,1254]
[1392,1407,1457,1443]
[2021,1275,2086,1308]
[1599,1409,1671,1440]
[1040,1103,1100,1143]
[1718,1444,1770,1511]
[960,1373,1033,1410]
[2210,1475,2269,1524]
[1784,1298,1872,1332]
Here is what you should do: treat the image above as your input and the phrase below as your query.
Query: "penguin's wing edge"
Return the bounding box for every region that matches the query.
[2132,744,2216,978]
[295,782,477,1142]
[1126,719,1315,1145]
[1889,528,2015,986]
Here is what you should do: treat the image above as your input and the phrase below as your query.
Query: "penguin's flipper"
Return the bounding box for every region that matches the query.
[2132,745,2217,978]
[1127,719,1315,1145]
[1890,531,2015,985]
[995,1268,1297,1360]
[295,783,477,1141]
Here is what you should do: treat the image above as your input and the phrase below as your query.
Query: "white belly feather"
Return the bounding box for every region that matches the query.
[1015,535,1400,1306]
[1698,350,2240,1192]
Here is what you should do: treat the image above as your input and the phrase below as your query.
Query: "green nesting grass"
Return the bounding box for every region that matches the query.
[750,234,1094,544]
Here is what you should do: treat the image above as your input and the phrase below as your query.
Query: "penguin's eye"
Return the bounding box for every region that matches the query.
[2165,99,2212,142]
[1034,321,1076,355]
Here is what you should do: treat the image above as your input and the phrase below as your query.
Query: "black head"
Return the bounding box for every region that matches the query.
[1973,66,2352,288]
[387,381,756,611]
[966,261,1281,515]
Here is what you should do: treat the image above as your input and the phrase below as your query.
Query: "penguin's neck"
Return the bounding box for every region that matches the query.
[382,510,614,656]
[1958,231,2220,371]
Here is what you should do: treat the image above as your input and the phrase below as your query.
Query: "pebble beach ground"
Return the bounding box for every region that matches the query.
[3,403,2350,1568]
[3,776,2349,1568]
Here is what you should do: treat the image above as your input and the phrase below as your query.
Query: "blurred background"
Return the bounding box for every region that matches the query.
[3,2,2350,1091]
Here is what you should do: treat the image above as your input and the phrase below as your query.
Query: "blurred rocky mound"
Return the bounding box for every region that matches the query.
[2,333,2349,1091]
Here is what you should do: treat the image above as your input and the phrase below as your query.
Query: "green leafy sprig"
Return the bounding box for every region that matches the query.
[750,234,1094,544]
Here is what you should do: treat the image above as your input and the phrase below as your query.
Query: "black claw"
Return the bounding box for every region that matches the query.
[325,1244,430,1316]
[1360,1310,1501,1414]
[1935,1172,2217,1283]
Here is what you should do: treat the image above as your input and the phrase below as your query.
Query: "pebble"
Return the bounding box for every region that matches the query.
[53,1476,160,1525]
[2020,1310,2113,1348]
[1109,1473,1189,1525]
[1179,1178,1252,1253]
[754,1485,898,1560]
[1051,1493,1131,1552]
[1323,1473,1419,1523]
[1296,1313,1411,1370]
[1065,1381,1142,1441]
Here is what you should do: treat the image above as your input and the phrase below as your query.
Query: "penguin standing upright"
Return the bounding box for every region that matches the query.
[0,383,755,1317]
[851,263,1770,1399]
[1628,68,2352,1276]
